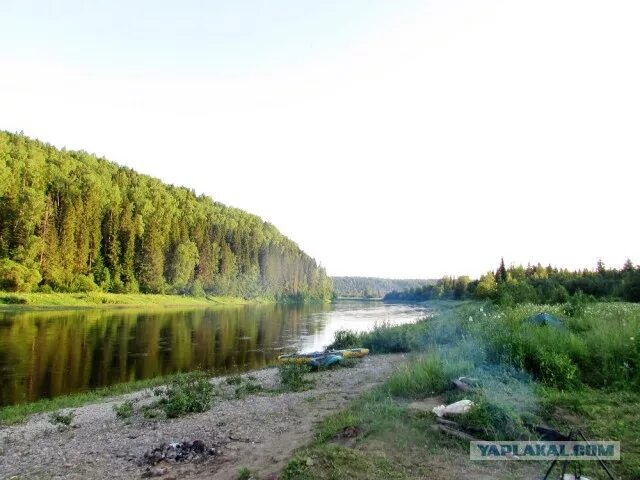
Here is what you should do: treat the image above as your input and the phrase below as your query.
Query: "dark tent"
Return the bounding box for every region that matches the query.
[524,312,565,328]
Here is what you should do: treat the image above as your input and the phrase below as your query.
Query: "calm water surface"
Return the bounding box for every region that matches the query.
[0,301,434,406]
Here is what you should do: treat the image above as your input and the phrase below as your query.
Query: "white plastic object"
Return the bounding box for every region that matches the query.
[432,399,474,417]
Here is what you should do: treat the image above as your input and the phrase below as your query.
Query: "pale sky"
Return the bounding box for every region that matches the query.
[1,0,638,279]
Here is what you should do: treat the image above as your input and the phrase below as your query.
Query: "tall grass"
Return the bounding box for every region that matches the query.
[328,321,430,353]
[303,302,640,479]
[385,351,472,398]
[468,303,640,390]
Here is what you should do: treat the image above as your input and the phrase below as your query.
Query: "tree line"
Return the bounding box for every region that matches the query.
[383,258,640,305]
[331,276,434,298]
[0,131,332,301]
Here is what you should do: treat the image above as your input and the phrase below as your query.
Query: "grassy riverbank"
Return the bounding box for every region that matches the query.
[0,373,191,424]
[0,291,267,310]
[283,302,640,479]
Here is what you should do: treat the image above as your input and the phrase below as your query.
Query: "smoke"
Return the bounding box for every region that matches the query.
[425,303,540,425]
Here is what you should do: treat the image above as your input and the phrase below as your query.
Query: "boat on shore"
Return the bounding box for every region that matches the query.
[277,347,369,368]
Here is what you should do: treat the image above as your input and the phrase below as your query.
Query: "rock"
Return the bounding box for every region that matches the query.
[142,466,168,478]
[192,440,205,453]
[143,439,218,465]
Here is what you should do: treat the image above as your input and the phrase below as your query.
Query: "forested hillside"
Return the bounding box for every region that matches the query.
[331,276,434,298]
[0,131,332,301]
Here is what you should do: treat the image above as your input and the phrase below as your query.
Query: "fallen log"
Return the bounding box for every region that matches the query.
[436,417,461,428]
[452,379,472,391]
[432,424,479,442]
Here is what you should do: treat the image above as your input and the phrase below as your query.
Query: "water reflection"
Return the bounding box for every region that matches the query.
[0,301,431,406]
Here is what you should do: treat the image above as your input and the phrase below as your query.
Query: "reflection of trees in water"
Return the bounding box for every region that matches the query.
[0,303,331,405]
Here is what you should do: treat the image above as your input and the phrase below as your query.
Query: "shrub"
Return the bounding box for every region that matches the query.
[562,290,589,317]
[225,375,243,386]
[49,409,75,427]
[279,364,313,392]
[457,397,529,441]
[328,330,361,350]
[113,400,134,419]
[37,284,53,294]
[149,372,214,418]
[0,259,41,292]
[237,467,253,480]
[234,379,263,399]
[70,274,99,292]
[0,295,27,304]
[535,351,578,388]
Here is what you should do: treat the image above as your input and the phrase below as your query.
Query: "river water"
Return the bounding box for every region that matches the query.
[0,301,435,406]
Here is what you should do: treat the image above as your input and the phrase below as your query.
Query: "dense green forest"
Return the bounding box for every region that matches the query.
[331,276,434,298]
[383,258,640,305]
[0,131,332,301]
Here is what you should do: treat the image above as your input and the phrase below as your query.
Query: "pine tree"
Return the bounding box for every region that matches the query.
[496,257,507,283]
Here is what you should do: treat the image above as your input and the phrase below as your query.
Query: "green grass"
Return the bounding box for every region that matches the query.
[141,372,216,418]
[538,386,640,479]
[284,301,640,479]
[279,364,315,392]
[283,373,537,480]
[48,409,75,427]
[113,400,135,419]
[237,467,253,480]
[232,375,264,399]
[384,351,473,398]
[0,291,268,310]
[0,371,199,424]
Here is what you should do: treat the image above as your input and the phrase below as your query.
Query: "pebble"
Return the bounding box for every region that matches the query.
[141,466,168,478]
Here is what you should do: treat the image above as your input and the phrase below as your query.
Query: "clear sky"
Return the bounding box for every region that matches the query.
[1,0,638,279]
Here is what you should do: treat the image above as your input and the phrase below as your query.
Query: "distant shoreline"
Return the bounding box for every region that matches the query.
[0,292,270,311]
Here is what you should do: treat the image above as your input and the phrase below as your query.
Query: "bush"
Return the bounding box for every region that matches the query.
[225,375,243,386]
[113,400,134,419]
[329,330,361,350]
[0,259,41,292]
[562,290,589,317]
[279,364,313,392]
[0,295,27,304]
[37,284,53,294]
[49,409,75,427]
[457,397,529,441]
[535,350,578,388]
[70,274,99,293]
[148,372,214,418]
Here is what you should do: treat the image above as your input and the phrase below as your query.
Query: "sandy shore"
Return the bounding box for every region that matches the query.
[0,354,406,480]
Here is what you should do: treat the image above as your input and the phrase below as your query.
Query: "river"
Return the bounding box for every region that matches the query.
[0,301,435,406]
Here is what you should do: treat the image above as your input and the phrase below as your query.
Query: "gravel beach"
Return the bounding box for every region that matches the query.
[0,354,407,480]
